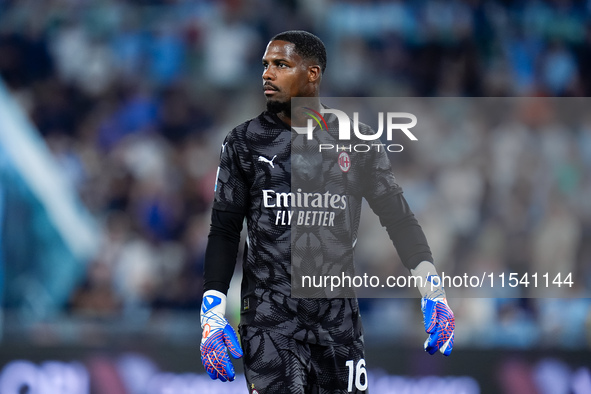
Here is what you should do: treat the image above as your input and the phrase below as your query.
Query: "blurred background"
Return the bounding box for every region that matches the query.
[0,0,590,393]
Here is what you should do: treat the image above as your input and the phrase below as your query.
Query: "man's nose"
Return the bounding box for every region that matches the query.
[263,66,275,80]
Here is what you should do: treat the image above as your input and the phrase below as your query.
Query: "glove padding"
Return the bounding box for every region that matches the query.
[421,297,455,356]
[200,291,243,381]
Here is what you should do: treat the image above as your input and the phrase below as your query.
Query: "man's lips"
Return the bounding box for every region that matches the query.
[264,84,278,94]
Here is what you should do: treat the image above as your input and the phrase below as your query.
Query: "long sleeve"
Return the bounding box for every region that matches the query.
[368,191,433,270]
[203,208,245,294]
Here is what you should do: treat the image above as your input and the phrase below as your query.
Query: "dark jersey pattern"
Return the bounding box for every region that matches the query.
[239,324,367,394]
[289,112,406,301]
[213,110,402,346]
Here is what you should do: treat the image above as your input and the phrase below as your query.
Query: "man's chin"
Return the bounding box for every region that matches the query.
[266,99,290,115]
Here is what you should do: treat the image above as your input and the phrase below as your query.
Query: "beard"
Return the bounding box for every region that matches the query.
[266,98,291,116]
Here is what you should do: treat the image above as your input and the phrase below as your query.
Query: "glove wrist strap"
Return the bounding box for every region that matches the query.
[202,289,227,317]
[410,261,447,300]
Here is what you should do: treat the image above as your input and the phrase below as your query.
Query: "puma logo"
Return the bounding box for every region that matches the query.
[258,155,277,168]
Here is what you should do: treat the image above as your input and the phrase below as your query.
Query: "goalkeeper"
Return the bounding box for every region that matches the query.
[200,30,454,393]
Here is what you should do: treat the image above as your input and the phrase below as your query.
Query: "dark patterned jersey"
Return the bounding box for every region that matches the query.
[213,110,402,345]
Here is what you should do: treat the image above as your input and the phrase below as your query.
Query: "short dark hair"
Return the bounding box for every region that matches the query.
[271,30,327,74]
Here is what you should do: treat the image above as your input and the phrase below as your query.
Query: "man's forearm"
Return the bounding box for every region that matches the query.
[203,209,245,294]
[371,192,433,269]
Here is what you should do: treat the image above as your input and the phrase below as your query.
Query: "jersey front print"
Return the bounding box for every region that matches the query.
[213,110,401,345]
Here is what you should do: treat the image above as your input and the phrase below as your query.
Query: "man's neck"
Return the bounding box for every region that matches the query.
[286,96,322,128]
[276,111,292,126]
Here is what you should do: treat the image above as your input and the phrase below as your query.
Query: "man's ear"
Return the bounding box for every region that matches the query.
[308,65,321,83]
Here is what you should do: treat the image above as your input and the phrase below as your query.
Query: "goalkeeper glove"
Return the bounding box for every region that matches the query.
[200,290,243,381]
[411,261,455,356]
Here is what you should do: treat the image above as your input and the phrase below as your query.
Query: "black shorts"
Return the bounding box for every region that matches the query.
[239,325,368,394]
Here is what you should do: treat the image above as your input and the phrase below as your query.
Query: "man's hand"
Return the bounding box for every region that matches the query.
[200,290,243,381]
[421,297,454,356]
[411,261,455,356]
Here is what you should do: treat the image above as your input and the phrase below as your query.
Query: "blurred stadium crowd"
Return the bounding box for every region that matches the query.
[0,0,590,349]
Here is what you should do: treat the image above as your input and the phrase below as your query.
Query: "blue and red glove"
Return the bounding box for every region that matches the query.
[421,297,454,356]
[412,262,455,356]
[200,290,243,381]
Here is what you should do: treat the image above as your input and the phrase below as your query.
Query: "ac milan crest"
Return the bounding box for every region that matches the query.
[338,151,351,172]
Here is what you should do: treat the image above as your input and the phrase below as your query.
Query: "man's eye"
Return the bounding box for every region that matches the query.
[278,63,287,68]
